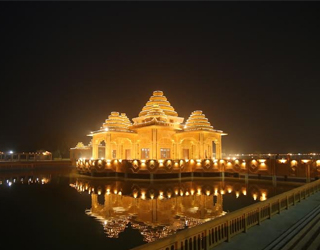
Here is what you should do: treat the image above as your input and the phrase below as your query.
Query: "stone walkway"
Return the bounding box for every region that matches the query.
[213,191,320,250]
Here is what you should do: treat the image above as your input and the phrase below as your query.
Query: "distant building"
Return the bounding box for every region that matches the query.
[0,150,52,161]
[69,142,92,163]
[70,90,227,162]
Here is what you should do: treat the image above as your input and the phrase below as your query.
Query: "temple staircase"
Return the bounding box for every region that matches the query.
[263,204,320,250]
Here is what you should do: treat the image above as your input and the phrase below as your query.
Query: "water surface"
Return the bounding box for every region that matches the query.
[0,167,302,250]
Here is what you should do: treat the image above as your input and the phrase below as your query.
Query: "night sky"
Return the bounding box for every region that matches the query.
[1,2,319,157]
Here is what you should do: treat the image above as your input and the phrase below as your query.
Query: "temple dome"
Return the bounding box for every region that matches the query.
[75,142,85,148]
[144,104,168,122]
[138,90,178,117]
[102,112,132,132]
[184,110,214,131]
[120,113,132,127]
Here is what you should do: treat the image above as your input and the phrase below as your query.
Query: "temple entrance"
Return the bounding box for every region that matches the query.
[181,138,196,159]
[212,142,216,159]
[183,149,189,159]
[98,141,106,159]
[125,149,131,159]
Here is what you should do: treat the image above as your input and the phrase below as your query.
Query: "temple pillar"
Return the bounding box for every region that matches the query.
[105,134,111,160]
[194,144,199,159]
[92,142,99,159]
[199,133,204,159]
[132,142,137,159]
[117,144,121,159]
[177,143,181,159]
[172,142,175,159]
[216,142,222,159]
[177,143,180,159]
[152,129,157,159]
[175,143,178,159]
[172,142,178,159]
[137,144,140,160]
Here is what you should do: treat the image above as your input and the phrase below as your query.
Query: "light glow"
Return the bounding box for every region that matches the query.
[280,159,287,163]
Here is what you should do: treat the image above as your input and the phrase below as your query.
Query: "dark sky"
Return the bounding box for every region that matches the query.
[0,2,319,155]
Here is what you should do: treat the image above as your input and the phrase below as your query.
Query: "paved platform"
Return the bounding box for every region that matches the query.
[213,190,320,250]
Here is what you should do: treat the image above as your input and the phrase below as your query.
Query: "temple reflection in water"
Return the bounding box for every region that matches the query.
[0,169,303,250]
[70,178,274,242]
[91,192,223,242]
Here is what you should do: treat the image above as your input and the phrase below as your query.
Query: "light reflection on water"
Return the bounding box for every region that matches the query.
[69,173,301,243]
[0,168,302,249]
[83,193,226,243]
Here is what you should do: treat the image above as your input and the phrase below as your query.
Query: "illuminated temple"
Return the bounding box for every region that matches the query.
[71,90,227,162]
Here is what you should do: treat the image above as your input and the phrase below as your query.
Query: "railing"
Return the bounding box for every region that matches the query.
[131,179,320,250]
[76,158,320,179]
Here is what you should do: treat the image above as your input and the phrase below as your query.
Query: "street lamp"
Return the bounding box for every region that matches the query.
[9,150,13,161]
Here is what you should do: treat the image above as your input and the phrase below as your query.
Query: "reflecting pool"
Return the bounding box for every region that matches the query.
[0,167,302,250]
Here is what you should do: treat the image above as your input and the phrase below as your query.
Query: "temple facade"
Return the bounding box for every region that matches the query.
[72,90,226,161]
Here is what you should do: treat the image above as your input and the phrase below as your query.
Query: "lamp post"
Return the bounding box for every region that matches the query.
[302,160,311,183]
[9,150,13,161]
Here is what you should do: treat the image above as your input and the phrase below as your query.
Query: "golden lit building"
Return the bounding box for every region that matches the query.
[73,90,226,161]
